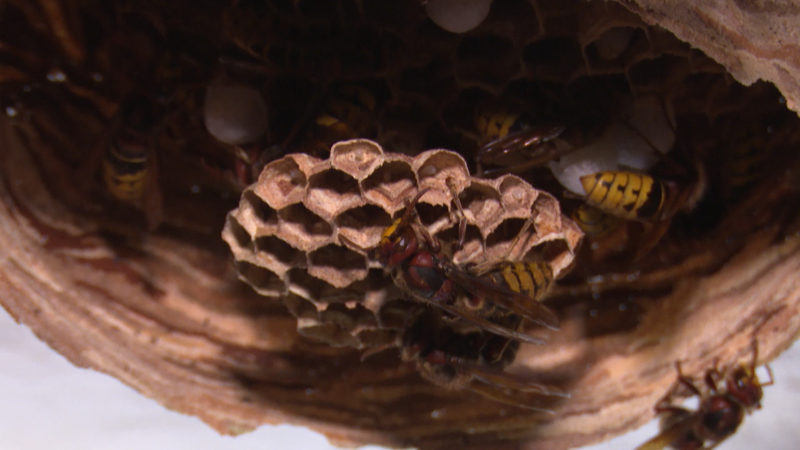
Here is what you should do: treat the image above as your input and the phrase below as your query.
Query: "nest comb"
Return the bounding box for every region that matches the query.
[222,139,582,348]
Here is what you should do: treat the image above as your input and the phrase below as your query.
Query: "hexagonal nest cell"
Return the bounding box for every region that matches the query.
[2,1,800,449]
[224,140,581,348]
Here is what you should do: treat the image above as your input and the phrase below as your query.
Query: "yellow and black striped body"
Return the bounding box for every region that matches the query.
[474,106,567,174]
[307,85,377,156]
[102,94,159,203]
[486,261,554,302]
[475,109,527,142]
[379,217,403,246]
[722,134,768,201]
[580,171,666,221]
[315,85,376,137]
[571,204,621,237]
[102,141,149,202]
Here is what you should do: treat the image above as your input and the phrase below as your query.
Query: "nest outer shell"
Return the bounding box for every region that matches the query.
[620,0,800,113]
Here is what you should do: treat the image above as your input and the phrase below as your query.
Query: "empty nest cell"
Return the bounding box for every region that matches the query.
[254,235,305,278]
[484,216,529,255]
[360,159,417,213]
[305,168,363,218]
[276,203,334,252]
[235,260,285,298]
[282,293,320,320]
[413,201,453,234]
[286,267,344,303]
[436,222,485,265]
[456,181,504,226]
[307,244,368,288]
[225,215,252,249]
[243,191,279,231]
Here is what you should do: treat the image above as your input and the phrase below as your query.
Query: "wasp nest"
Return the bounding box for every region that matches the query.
[223,139,582,348]
[2,0,800,449]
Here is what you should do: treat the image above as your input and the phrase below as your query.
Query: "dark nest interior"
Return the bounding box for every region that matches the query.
[1,1,800,449]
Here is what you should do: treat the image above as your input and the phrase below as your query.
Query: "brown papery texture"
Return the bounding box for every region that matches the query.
[620,0,800,113]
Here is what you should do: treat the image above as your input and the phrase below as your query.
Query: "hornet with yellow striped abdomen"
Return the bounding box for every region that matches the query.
[579,164,707,224]
[578,165,706,260]
[361,188,561,346]
[569,202,628,262]
[300,84,380,157]
[350,187,568,410]
[579,170,668,221]
[570,203,622,237]
[102,141,149,203]
[474,104,570,175]
[486,261,554,303]
[101,94,164,228]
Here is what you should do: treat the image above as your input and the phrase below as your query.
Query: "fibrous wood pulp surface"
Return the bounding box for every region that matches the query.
[623,0,800,113]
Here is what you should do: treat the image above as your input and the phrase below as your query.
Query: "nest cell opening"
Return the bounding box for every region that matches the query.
[235,260,286,297]
[276,203,334,251]
[483,0,540,38]
[335,204,393,250]
[305,168,363,218]
[436,222,485,265]
[254,235,306,274]
[413,201,452,234]
[360,160,418,210]
[415,150,471,189]
[282,293,320,320]
[242,189,278,223]
[457,181,504,225]
[287,267,350,304]
[306,243,369,288]
[497,175,538,212]
[523,239,570,268]
[484,216,528,254]
[226,215,252,249]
